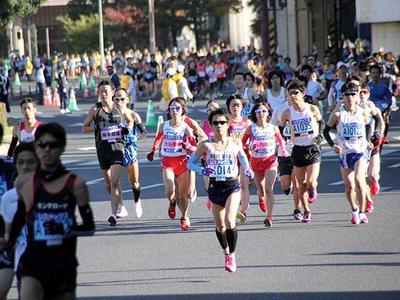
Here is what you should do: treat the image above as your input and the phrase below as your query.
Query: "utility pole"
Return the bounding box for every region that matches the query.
[98,0,105,70]
[261,0,270,56]
[148,0,156,53]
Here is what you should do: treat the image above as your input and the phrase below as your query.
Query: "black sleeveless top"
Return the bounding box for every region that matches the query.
[24,172,78,266]
[94,105,124,146]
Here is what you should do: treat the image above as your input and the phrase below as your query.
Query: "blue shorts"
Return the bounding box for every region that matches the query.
[124,142,138,166]
[208,179,241,207]
[339,152,368,170]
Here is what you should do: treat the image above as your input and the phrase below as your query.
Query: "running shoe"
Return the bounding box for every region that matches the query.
[108,214,117,226]
[180,218,190,231]
[284,187,293,195]
[116,205,128,219]
[308,188,318,203]
[302,211,312,223]
[359,212,369,224]
[351,209,361,225]
[206,198,212,211]
[264,216,273,228]
[168,201,176,219]
[258,197,267,213]
[383,136,389,144]
[293,209,303,221]
[370,180,380,196]
[236,211,247,223]
[225,253,237,272]
[189,190,197,203]
[134,200,143,218]
[366,200,374,213]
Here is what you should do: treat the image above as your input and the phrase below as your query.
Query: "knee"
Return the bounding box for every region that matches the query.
[110,178,120,190]
[345,185,354,194]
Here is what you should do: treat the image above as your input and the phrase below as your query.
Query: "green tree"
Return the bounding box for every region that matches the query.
[0,0,44,27]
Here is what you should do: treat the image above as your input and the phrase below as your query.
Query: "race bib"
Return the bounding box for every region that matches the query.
[101,125,122,142]
[33,212,72,246]
[0,175,7,197]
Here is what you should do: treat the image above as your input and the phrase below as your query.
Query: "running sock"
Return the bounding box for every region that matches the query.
[226,227,238,254]
[132,186,141,203]
[284,188,291,195]
[215,229,228,251]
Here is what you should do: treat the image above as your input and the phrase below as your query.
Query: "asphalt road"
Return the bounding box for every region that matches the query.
[3,97,400,299]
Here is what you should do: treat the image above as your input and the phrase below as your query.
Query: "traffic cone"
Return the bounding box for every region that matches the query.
[84,87,90,98]
[79,73,87,90]
[12,73,21,94]
[156,115,164,133]
[44,87,52,106]
[145,100,157,127]
[88,74,96,93]
[52,89,61,108]
[68,89,80,111]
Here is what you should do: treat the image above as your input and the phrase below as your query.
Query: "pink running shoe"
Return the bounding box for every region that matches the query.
[370,181,380,196]
[206,199,212,211]
[366,200,374,213]
[308,188,318,203]
[351,210,361,225]
[180,218,190,231]
[168,202,176,219]
[302,211,312,223]
[225,253,237,272]
[359,213,369,224]
[258,197,267,213]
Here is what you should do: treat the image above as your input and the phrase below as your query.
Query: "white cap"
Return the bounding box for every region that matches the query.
[166,67,176,76]
[336,61,347,69]
[176,64,185,73]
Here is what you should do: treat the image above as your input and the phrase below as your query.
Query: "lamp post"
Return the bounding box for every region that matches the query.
[98,0,105,71]
[148,0,156,53]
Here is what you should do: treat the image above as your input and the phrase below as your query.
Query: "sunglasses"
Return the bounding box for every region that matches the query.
[288,90,300,96]
[114,97,126,101]
[212,120,228,126]
[37,141,60,149]
[360,90,369,94]
[343,92,357,97]
[169,106,182,111]
[206,107,218,112]
[255,109,268,114]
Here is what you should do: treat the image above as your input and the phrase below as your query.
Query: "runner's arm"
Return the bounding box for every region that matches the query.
[71,177,95,236]
[82,106,97,133]
[323,112,338,147]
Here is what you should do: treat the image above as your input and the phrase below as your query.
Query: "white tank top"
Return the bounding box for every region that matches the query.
[160,120,187,157]
[19,120,41,142]
[266,87,286,111]
[337,105,367,154]
[289,105,318,146]
[206,139,239,180]
[250,123,276,158]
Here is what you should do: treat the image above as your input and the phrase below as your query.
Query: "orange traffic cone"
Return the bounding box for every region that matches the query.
[44,87,52,106]
[52,89,61,108]
[84,87,90,98]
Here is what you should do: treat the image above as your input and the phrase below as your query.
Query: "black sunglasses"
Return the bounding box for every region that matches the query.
[212,120,228,126]
[288,90,300,96]
[37,141,61,149]
[343,92,357,97]
[114,97,126,101]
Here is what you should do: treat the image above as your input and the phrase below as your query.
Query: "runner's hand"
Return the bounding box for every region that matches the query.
[244,168,254,180]
[147,151,155,161]
[332,144,342,155]
[202,167,214,176]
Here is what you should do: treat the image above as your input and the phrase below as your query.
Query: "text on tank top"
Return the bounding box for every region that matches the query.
[20,120,41,142]
[27,172,77,249]
[289,105,318,146]
[206,139,239,180]
[250,123,276,158]
[337,105,367,154]
[95,106,123,143]
[161,120,187,157]
[229,118,249,140]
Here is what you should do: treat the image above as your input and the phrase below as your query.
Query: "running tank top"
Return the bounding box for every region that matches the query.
[206,139,239,180]
[266,87,286,111]
[289,105,318,146]
[201,119,214,137]
[250,123,276,158]
[94,106,124,145]
[160,120,187,157]
[337,105,367,154]
[24,172,78,265]
[19,120,42,142]
[228,118,249,140]
[333,79,345,105]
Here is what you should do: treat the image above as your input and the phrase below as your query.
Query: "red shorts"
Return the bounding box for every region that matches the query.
[250,155,278,175]
[161,155,188,176]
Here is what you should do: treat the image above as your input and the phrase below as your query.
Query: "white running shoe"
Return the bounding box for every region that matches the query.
[116,205,128,219]
[134,200,143,218]
[351,209,361,225]
[189,190,197,203]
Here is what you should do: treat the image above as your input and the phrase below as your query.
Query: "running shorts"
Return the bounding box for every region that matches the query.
[208,178,241,207]
[96,143,124,170]
[291,144,321,167]
[339,151,368,170]
[278,156,293,176]
[124,142,138,166]
[250,155,278,175]
[161,155,188,176]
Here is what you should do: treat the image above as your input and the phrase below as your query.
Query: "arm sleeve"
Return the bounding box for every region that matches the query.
[237,148,251,170]
[6,200,26,248]
[323,124,335,147]
[71,204,95,236]
[318,118,325,136]
[241,133,251,145]
[136,123,147,136]
[274,131,286,154]
[187,154,204,174]
[151,131,164,151]
[7,136,18,158]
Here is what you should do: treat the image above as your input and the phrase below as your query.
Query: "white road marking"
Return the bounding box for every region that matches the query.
[61,159,81,165]
[70,122,83,127]
[78,160,99,166]
[122,183,164,193]
[388,162,400,168]
[78,147,96,151]
[328,181,344,186]
[87,178,104,185]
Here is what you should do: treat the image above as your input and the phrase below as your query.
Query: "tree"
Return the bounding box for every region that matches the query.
[0,0,44,27]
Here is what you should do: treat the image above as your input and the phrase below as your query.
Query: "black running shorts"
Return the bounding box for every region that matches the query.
[278,156,293,176]
[208,179,241,207]
[291,144,321,167]
[96,143,124,170]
